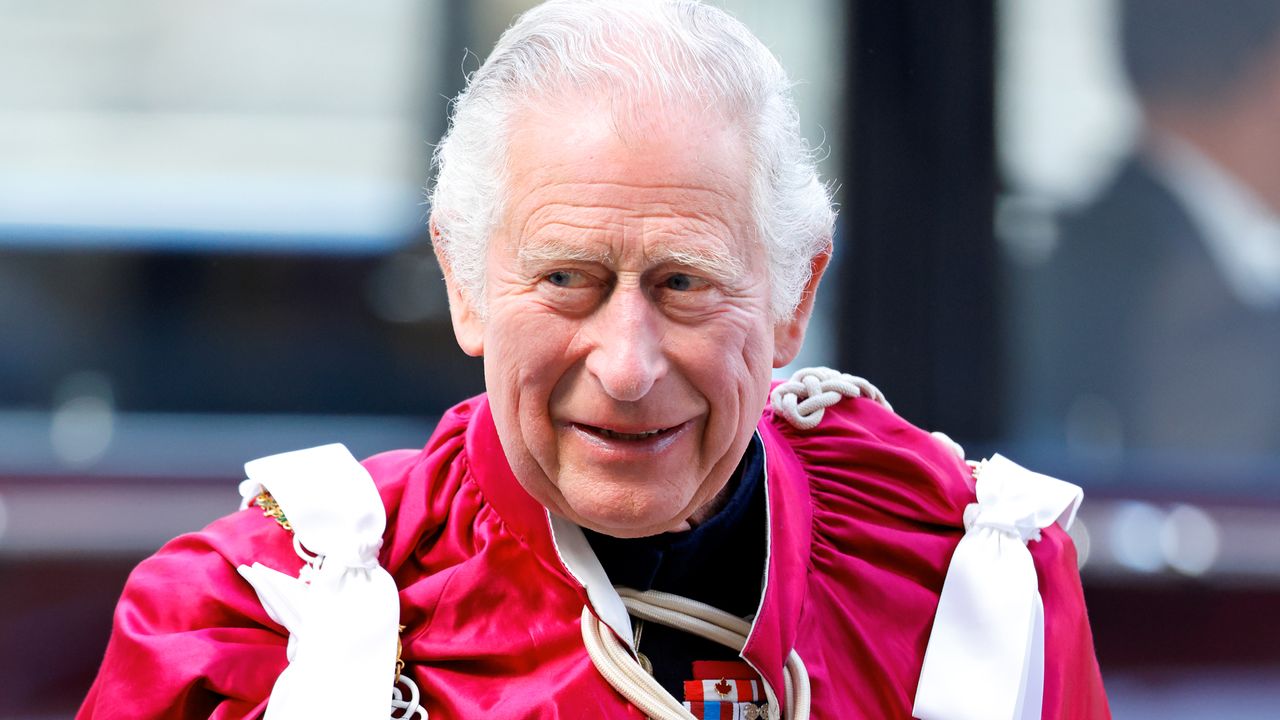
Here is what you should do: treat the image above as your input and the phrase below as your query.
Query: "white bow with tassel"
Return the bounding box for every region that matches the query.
[236,444,400,720]
[912,454,1083,720]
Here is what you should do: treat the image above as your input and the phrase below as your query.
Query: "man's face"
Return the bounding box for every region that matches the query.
[442,104,815,538]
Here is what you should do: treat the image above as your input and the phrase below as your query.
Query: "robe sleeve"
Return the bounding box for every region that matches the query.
[1032,524,1111,719]
[76,402,476,720]
[77,510,295,720]
[772,393,1110,718]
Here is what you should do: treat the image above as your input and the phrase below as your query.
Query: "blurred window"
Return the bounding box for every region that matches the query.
[0,0,440,249]
[997,0,1280,495]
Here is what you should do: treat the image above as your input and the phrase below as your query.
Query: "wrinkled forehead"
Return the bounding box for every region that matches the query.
[497,99,761,258]
[504,95,752,200]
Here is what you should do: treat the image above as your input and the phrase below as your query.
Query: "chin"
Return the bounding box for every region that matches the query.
[564,486,693,539]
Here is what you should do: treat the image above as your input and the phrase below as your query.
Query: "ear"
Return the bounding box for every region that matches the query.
[430,215,485,357]
[773,245,831,367]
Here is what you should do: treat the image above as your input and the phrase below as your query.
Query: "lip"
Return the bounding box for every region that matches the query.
[563,419,693,458]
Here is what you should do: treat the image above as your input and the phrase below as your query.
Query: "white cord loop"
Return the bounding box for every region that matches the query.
[582,588,811,720]
[770,367,891,430]
[582,604,692,720]
[291,536,323,581]
[391,675,429,719]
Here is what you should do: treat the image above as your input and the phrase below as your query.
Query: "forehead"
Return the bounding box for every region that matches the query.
[498,102,757,256]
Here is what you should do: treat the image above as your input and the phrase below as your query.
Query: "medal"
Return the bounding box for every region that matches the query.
[682,660,765,719]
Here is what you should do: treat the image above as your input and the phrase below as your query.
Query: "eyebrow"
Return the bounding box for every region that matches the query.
[516,241,747,285]
[649,245,747,285]
[517,241,613,266]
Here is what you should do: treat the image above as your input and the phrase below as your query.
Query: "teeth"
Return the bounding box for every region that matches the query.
[595,427,664,440]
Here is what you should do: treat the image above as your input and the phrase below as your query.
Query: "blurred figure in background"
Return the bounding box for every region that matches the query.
[1017,0,1280,459]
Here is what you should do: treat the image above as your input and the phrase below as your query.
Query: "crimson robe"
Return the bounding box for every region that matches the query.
[79,394,1110,718]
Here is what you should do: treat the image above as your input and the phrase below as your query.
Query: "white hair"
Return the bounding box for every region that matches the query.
[428,0,835,319]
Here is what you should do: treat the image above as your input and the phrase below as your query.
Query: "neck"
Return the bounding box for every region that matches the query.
[682,474,738,530]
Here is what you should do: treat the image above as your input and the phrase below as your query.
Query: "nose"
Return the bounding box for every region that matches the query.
[584,287,668,402]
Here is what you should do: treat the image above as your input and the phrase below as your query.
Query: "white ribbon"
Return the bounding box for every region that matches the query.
[912,454,1083,720]
[236,444,400,720]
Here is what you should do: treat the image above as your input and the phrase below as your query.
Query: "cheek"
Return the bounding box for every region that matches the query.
[487,309,574,379]
[484,309,582,436]
[671,309,775,449]
[676,306,775,385]
[482,314,573,493]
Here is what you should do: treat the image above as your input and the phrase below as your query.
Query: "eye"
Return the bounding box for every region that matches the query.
[544,269,589,288]
[661,273,708,292]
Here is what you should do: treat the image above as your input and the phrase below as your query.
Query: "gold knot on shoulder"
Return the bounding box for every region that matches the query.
[253,489,293,532]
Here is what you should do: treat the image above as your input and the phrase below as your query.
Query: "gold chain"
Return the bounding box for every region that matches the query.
[396,624,407,683]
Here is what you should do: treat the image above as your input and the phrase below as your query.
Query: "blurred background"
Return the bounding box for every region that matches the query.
[1,0,1277,717]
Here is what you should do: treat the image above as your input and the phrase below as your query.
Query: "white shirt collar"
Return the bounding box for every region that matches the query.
[1147,132,1280,309]
[548,513,636,648]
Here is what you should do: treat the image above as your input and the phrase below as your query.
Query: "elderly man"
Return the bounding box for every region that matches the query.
[79,1,1108,718]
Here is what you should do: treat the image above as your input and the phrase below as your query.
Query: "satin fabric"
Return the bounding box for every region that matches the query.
[78,394,1109,719]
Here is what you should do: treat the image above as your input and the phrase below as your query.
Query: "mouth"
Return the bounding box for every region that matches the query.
[571,422,681,441]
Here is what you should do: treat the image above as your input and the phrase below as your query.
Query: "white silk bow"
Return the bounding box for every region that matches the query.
[912,454,1083,720]
[236,444,400,720]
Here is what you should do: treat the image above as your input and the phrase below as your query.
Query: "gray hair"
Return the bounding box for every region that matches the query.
[428,0,835,319]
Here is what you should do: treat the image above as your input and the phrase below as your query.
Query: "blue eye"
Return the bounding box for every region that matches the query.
[665,274,694,291]
[547,270,573,287]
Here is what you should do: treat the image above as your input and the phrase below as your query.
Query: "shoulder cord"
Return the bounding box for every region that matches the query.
[770,366,966,459]
[770,366,890,429]
[252,491,428,720]
[582,589,810,720]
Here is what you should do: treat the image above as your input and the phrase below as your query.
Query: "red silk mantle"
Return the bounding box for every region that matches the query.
[79,394,1109,719]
